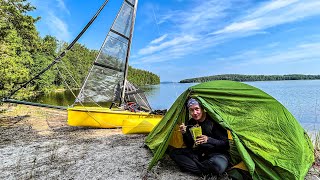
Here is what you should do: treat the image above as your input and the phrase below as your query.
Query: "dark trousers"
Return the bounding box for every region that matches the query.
[169,148,228,175]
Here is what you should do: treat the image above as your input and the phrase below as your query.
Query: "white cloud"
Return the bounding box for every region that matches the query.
[213,0,320,35]
[178,1,229,32]
[30,1,71,41]
[133,0,320,65]
[158,1,230,33]
[47,12,71,41]
[157,13,176,25]
[133,0,231,62]
[150,34,168,44]
[138,35,197,56]
[56,0,70,15]
[222,42,320,66]
[298,43,320,49]
[213,19,260,34]
[266,42,280,48]
[247,0,299,19]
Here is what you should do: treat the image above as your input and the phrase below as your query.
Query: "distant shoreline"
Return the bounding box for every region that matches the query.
[179,74,320,83]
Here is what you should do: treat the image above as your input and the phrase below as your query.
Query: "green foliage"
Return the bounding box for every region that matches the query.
[0,0,40,53]
[57,42,98,88]
[0,0,41,99]
[180,74,320,83]
[0,0,160,100]
[315,131,320,151]
[127,66,160,86]
[0,22,32,99]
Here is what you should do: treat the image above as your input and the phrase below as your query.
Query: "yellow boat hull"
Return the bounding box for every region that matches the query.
[67,106,163,129]
[122,118,162,134]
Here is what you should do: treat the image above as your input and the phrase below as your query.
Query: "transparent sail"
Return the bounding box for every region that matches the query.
[74,0,151,112]
[75,0,134,107]
[125,80,152,112]
[112,2,133,37]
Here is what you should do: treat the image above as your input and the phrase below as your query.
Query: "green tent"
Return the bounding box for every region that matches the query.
[145,80,314,179]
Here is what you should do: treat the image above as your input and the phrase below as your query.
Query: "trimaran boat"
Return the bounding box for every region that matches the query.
[3,0,163,133]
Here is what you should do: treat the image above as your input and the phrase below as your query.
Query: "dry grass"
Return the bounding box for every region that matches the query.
[0,104,319,179]
[307,131,320,179]
[0,104,201,179]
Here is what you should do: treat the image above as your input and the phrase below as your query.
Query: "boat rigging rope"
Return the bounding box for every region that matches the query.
[59,60,81,87]
[55,66,104,126]
[126,81,152,111]
[57,60,102,108]
[56,65,160,129]
[4,0,110,99]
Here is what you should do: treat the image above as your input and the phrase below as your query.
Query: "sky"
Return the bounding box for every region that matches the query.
[29,0,320,82]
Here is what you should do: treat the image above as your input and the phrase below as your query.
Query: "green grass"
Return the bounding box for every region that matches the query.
[315,131,320,151]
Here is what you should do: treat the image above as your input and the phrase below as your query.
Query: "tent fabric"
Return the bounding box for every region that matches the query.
[145,80,314,180]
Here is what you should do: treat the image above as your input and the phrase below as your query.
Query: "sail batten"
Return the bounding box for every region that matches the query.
[110,29,130,40]
[67,0,161,130]
[120,0,138,105]
[75,0,149,111]
[93,62,124,72]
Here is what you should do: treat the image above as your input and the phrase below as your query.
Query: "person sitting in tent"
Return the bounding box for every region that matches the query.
[169,98,230,176]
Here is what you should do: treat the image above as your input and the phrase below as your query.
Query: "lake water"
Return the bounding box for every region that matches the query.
[33,80,320,131]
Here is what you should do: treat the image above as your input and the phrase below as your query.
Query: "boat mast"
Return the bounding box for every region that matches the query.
[2,0,110,108]
[120,0,139,107]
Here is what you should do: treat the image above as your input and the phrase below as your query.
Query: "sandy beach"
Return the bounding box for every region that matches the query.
[0,104,319,179]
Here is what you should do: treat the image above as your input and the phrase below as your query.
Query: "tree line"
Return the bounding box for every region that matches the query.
[127,66,160,86]
[180,74,320,83]
[0,0,159,100]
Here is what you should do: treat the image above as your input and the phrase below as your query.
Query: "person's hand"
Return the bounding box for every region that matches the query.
[195,135,208,145]
[179,123,187,134]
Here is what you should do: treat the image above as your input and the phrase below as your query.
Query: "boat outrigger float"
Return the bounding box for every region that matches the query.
[67,0,163,131]
[68,106,162,130]
[3,0,164,133]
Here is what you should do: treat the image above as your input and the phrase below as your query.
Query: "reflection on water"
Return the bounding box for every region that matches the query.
[31,80,320,130]
[30,89,79,107]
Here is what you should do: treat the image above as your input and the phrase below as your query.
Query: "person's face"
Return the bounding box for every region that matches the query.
[188,104,204,121]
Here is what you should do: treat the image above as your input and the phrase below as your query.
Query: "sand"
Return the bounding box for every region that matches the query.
[0,104,319,180]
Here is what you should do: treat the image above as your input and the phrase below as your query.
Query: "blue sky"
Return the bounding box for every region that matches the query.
[29,0,320,82]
